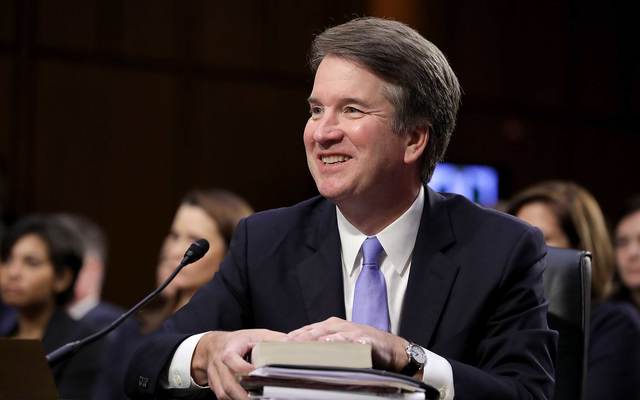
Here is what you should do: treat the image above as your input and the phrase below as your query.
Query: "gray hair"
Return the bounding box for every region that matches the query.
[310,17,461,182]
[54,213,108,265]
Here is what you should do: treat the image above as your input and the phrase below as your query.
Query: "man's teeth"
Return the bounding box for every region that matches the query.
[321,155,351,164]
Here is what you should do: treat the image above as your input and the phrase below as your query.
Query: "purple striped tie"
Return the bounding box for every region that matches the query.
[352,236,390,331]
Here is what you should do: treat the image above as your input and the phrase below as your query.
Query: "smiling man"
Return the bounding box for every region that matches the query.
[126,17,556,400]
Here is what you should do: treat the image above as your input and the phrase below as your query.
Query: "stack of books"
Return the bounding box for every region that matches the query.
[240,341,440,400]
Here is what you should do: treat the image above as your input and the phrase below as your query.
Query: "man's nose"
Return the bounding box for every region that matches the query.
[313,111,344,145]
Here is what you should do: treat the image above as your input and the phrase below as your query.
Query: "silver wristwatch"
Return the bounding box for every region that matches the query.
[400,342,427,376]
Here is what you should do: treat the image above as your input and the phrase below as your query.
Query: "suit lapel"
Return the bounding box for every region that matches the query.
[295,200,346,324]
[399,187,460,347]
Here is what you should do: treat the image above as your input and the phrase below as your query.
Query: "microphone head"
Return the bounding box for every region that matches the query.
[182,239,210,265]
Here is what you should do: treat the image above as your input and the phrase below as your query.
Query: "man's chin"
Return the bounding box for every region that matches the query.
[315,183,347,202]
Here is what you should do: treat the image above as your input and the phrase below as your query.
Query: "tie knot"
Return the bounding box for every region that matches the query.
[362,236,383,268]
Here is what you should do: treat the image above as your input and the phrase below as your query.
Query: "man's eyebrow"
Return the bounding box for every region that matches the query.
[341,97,372,107]
[306,96,372,107]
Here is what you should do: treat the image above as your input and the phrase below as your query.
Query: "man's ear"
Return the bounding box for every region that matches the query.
[404,125,429,165]
[53,268,73,295]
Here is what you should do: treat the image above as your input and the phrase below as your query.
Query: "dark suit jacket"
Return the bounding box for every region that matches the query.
[586,300,640,400]
[126,188,557,399]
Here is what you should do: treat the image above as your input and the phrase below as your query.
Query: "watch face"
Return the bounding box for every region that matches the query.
[409,345,427,365]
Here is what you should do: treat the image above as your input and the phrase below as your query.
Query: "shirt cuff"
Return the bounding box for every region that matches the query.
[163,333,209,389]
[422,348,455,400]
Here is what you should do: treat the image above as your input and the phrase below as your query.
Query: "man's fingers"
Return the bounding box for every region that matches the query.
[288,327,328,341]
[197,329,291,399]
[223,350,255,375]
[218,355,250,400]
[288,318,370,342]
[318,331,373,345]
[207,359,226,399]
[256,330,289,341]
[209,356,249,400]
[317,332,349,342]
[288,316,346,336]
[287,324,316,337]
[288,322,344,340]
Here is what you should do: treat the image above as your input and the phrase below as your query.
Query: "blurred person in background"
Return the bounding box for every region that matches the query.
[507,181,640,400]
[138,188,254,332]
[94,188,253,400]
[55,213,124,329]
[0,215,105,398]
[612,195,640,312]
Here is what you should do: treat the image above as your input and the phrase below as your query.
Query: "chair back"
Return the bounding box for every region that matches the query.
[543,247,591,400]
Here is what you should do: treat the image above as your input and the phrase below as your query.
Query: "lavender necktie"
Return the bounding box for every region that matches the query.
[352,236,390,331]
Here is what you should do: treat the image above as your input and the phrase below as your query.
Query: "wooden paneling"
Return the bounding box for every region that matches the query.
[0,57,10,217]
[182,79,314,209]
[0,58,10,157]
[32,61,180,296]
[37,0,98,51]
[0,0,14,43]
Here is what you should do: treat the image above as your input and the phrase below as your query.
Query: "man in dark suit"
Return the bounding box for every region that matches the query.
[126,17,556,399]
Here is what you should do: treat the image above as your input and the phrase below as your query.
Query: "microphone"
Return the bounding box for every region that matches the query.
[46,239,210,366]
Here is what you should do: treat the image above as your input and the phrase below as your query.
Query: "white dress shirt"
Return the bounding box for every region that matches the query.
[165,186,454,399]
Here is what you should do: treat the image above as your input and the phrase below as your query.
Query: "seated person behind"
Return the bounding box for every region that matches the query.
[95,188,253,400]
[126,17,556,400]
[507,180,640,400]
[148,188,254,323]
[54,213,124,329]
[611,195,640,312]
[0,215,105,399]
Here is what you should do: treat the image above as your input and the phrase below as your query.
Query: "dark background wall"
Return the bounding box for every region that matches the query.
[1,0,638,307]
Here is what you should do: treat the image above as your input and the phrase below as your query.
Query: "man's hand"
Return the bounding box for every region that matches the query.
[191,329,287,400]
[287,317,409,372]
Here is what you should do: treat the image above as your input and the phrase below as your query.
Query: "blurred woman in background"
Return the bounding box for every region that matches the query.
[612,195,640,311]
[138,188,254,332]
[0,215,104,398]
[95,188,253,399]
[507,181,640,400]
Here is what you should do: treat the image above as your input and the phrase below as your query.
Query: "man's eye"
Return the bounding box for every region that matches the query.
[344,106,364,115]
[309,106,323,119]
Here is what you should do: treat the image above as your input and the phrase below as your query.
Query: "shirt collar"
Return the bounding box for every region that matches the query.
[336,186,425,277]
[67,296,99,320]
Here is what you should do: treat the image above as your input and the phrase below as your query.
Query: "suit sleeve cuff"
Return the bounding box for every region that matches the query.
[162,333,209,389]
[422,348,455,400]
